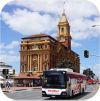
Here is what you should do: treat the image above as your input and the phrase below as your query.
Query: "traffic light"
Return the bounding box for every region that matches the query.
[84,50,89,58]
[13,68,15,75]
[2,69,9,74]
[2,69,6,74]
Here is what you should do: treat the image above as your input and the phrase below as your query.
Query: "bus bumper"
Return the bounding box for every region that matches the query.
[42,91,67,98]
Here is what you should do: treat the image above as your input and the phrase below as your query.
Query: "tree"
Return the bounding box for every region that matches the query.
[57,59,76,72]
[83,68,95,80]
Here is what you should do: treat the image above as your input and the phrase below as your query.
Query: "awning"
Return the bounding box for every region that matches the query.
[14,73,41,79]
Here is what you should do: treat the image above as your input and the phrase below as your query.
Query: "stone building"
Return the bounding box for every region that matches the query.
[15,13,80,86]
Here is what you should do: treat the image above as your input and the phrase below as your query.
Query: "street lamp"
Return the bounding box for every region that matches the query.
[92,25,100,27]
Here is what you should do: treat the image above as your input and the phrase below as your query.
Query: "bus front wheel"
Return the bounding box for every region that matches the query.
[70,91,73,99]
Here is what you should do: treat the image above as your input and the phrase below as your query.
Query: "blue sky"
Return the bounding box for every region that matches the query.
[0,0,100,77]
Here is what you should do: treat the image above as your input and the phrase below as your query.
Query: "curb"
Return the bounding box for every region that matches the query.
[2,88,42,93]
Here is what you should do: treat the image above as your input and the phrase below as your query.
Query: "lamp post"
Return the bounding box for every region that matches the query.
[5,67,6,91]
[92,25,100,27]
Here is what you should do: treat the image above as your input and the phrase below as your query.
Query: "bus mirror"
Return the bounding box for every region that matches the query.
[66,77,69,81]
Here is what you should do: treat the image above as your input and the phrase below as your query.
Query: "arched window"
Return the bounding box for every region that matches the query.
[33,46,39,49]
[45,65,47,70]
[61,28,64,32]
[45,55,48,60]
[22,65,25,72]
[34,65,37,71]
[23,56,25,61]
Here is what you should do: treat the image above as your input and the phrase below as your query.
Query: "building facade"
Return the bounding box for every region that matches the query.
[15,13,80,86]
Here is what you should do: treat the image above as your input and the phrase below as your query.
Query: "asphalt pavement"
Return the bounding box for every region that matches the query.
[3,84,99,100]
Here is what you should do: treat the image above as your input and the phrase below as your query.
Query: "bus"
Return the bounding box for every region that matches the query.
[42,68,87,98]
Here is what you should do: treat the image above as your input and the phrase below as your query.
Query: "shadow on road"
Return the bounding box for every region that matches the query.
[45,92,91,100]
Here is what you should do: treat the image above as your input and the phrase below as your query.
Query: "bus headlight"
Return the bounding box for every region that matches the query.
[62,92,67,96]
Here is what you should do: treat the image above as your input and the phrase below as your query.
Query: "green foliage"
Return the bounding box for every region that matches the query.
[83,68,95,80]
[57,59,76,72]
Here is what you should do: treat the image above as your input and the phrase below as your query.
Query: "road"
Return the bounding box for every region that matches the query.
[3,84,99,100]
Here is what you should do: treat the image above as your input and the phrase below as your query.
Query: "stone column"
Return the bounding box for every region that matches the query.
[30,55,32,71]
[40,54,42,72]
[28,55,29,71]
[38,55,39,71]
[48,54,50,70]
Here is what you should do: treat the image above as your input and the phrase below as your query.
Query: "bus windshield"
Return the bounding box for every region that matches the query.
[42,71,66,89]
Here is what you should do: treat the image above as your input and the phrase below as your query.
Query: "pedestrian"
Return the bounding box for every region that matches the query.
[38,81,39,86]
[7,82,10,89]
[31,82,33,87]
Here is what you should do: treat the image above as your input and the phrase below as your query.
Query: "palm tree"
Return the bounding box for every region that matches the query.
[57,59,76,72]
[83,68,95,80]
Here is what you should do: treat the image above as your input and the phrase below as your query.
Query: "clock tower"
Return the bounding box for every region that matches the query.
[56,13,72,50]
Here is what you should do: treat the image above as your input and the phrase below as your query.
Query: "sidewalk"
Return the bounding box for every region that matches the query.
[1,86,42,92]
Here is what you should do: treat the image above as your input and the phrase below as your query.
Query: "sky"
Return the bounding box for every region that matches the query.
[0,0,100,77]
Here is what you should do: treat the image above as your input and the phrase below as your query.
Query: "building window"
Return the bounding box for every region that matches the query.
[33,38,39,40]
[27,46,29,50]
[33,46,39,49]
[61,28,64,32]
[41,45,42,49]
[45,45,47,48]
[61,37,64,40]
[23,46,25,50]
[41,37,49,40]
[23,65,25,72]
[23,56,25,61]
[33,56,37,60]
[53,46,54,50]
[45,55,48,60]
[34,65,37,71]
[45,65,47,70]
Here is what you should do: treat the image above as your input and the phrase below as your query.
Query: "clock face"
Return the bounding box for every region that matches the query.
[61,37,64,40]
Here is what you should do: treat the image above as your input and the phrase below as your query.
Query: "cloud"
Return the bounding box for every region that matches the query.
[8,50,15,54]
[93,64,100,69]
[80,64,100,75]
[7,0,99,18]
[0,43,4,49]
[5,41,20,49]
[1,9,59,35]
[0,54,20,63]
[0,41,20,49]
[50,33,57,38]
[1,0,100,40]
[71,41,82,47]
[0,50,5,53]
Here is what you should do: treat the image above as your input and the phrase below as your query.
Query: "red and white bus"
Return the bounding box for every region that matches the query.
[42,68,87,98]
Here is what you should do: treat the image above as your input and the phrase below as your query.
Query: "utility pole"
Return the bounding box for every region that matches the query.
[5,67,6,91]
[13,68,15,91]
